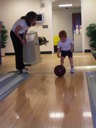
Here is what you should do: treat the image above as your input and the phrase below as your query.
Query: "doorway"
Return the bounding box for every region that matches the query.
[72,13,82,52]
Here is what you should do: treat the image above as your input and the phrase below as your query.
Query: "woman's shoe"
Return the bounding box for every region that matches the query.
[21,68,29,74]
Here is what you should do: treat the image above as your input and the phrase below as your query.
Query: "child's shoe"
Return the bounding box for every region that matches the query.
[70,67,74,73]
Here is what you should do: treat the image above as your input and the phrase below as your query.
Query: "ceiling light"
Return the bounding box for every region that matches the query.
[59,4,73,7]
[50,0,57,2]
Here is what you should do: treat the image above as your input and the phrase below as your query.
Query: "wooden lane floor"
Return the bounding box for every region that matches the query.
[0,53,95,128]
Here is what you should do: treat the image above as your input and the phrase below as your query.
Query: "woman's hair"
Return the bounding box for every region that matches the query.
[21,11,37,26]
[59,30,67,38]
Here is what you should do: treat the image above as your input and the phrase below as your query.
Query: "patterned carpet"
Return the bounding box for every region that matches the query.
[86,72,96,128]
[0,72,30,101]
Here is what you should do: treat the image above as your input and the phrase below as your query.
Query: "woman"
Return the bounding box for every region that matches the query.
[10,11,37,73]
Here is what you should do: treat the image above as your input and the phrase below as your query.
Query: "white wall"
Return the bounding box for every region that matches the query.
[32,0,53,53]
[81,0,96,51]
[52,8,81,39]
[0,0,53,53]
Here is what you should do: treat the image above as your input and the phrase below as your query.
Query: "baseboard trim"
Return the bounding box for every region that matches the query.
[5,51,52,55]
[5,53,15,55]
[40,51,52,54]
[84,49,91,52]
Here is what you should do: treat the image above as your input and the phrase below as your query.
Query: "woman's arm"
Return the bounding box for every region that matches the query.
[23,30,28,41]
[14,25,26,45]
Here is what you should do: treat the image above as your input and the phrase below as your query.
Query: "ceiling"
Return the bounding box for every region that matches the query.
[52,0,81,10]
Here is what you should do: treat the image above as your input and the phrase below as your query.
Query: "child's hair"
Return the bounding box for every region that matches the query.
[21,11,37,26]
[59,30,67,38]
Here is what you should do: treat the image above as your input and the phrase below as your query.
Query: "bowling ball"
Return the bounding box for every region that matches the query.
[54,65,66,77]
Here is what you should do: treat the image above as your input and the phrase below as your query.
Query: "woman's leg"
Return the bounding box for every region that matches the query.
[10,31,25,70]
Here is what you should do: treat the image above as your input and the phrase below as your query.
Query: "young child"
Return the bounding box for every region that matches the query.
[57,30,74,73]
